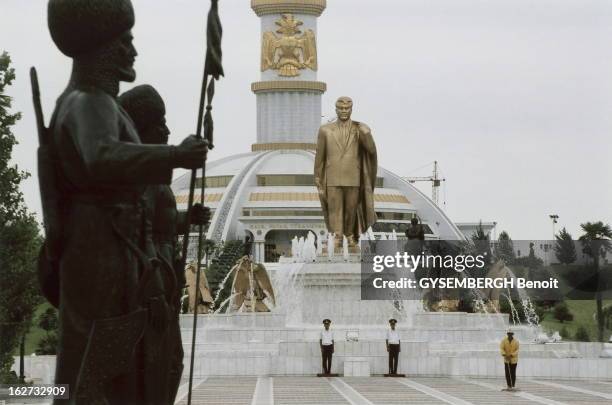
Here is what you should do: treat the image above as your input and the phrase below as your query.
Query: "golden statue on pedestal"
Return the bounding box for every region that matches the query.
[261,14,317,77]
[314,97,378,247]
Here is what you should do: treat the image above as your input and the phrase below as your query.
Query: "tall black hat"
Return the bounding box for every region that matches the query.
[389,318,397,324]
[48,0,135,57]
[322,319,331,324]
[119,85,165,133]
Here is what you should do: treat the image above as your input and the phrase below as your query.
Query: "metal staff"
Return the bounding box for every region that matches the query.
[185,1,223,403]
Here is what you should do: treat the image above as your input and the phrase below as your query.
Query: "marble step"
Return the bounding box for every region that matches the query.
[179,313,286,328]
[185,354,612,379]
[182,327,511,343]
[411,312,508,329]
[429,341,573,352]
[183,342,279,352]
[180,312,511,330]
[183,341,581,360]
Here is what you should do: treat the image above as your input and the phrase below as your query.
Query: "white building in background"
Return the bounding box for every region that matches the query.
[455,222,497,240]
[172,0,465,262]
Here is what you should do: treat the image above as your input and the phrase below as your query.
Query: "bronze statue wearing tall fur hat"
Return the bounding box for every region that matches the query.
[43,1,210,403]
[48,0,135,58]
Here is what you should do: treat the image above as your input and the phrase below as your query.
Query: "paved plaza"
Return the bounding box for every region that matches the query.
[175,376,612,405]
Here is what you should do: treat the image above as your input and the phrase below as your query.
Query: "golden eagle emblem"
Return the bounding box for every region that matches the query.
[261,14,317,77]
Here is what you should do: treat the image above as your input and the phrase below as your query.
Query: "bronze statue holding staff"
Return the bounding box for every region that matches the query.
[38,0,208,403]
[119,84,212,404]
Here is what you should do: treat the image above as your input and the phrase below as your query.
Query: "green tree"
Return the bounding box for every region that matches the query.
[471,221,492,269]
[471,221,490,244]
[533,303,546,321]
[579,221,612,342]
[35,308,58,355]
[206,240,245,311]
[37,307,58,334]
[496,231,515,264]
[603,305,612,330]
[553,302,573,323]
[554,227,576,265]
[0,52,42,382]
[574,326,590,342]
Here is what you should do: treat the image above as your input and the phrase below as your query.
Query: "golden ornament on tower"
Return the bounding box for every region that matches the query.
[261,13,317,77]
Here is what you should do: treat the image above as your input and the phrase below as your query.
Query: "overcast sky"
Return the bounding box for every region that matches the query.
[1,0,611,240]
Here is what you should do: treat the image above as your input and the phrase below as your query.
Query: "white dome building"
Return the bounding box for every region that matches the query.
[172,0,464,263]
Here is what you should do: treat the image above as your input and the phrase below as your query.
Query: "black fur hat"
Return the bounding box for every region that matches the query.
[48,0,135,57]
[119,85,165,133]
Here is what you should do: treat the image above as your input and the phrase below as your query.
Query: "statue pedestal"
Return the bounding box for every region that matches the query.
[321,244,360,256]
[281,253,362,264]
[180,261,612,380]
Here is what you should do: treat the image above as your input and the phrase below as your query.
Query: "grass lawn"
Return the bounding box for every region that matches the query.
[539,299,612,341]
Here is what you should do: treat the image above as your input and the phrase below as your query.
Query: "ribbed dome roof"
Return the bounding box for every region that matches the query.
[171,149,463,244]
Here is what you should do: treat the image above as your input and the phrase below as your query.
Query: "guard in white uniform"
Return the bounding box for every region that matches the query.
[386,318,401,375]
[320,319,334,374]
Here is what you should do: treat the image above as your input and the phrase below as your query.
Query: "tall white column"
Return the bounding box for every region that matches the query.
[251,0,327,150]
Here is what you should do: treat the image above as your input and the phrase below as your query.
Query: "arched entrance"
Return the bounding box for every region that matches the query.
[264,229,317,262]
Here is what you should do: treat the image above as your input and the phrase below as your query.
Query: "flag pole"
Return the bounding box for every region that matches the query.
[185,1,223,403]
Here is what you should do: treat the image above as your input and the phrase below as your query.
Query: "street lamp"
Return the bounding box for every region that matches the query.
[546,215,559,266]
[549,214,559,240]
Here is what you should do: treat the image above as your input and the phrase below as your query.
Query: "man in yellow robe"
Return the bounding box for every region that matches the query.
[500,328,519,390]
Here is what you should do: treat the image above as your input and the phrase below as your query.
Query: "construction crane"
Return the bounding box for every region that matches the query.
[402,161,446,206]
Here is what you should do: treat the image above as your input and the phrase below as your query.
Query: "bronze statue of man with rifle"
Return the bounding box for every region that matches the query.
[119,84,212,404]
[38,0,209,403]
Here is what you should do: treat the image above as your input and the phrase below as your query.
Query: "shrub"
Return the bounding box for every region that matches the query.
[37,308,58,333]
[574,326,590,342]
[34,308,59,355]
[553,302,574,323]
[559,326,569,339]
[534,304,547,321]
[35,334,58,355]
[499,298,527,323]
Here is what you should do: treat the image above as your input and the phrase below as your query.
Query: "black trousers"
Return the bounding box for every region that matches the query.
[388,344,400,374]
[504,362,517,387]
[321,345,333,374]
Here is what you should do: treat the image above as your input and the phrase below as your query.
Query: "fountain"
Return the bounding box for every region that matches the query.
[179,239,612,380]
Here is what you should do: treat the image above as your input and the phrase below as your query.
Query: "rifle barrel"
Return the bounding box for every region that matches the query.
[30,67,46,145]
